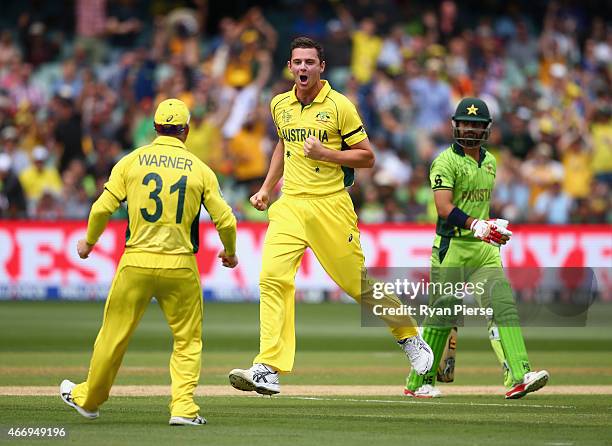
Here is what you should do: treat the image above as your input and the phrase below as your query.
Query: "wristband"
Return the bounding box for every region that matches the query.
[447,207,469,228]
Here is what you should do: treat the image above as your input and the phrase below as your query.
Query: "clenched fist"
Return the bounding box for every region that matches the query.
[303,136,328,161]
[218,249,238,268]
[77,239,94,259]
[250,189,270,211]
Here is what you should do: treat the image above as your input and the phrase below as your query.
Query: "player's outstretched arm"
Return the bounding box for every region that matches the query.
[77,189,121,259]
[250,139,285,211]
[303,136,374,168]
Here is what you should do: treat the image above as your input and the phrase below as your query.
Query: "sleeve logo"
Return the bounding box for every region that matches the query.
[434,174,443,187]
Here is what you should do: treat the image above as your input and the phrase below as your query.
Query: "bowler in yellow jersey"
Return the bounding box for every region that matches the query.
[229,38,433,396]
[60,99,238,426]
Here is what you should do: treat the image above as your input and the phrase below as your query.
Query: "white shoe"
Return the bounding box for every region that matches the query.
[229,363,280,395]
[399,335,434,375]
[169,415,207,426]
[404,384,442,398]
[59,379,99,419]
[505,370,550,399]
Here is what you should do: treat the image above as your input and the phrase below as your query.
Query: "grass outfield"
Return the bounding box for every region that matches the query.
[1,395,611,446]
[1,301,611,445]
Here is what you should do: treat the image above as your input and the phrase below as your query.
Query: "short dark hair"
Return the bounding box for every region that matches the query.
[290,37,325,62]
[154,123,188,135]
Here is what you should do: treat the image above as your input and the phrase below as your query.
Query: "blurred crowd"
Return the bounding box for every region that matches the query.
[0,0,610,225]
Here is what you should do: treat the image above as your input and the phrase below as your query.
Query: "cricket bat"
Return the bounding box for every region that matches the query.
[436,327,457,383]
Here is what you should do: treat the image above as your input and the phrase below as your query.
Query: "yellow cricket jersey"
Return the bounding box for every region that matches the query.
[86,135,236,269]
[271,80,367,197]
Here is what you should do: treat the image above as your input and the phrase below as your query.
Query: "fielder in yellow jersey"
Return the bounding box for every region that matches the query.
[60,99,238,426]
[229,37,433,396]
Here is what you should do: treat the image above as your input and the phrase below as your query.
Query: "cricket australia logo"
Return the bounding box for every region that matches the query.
[281,109,293,124]
[315,111,331,122]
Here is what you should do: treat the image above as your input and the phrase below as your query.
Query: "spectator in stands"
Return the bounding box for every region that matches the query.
[106,0,143,50]
[335,4,383,86]
[523,143,565,206]
[492,151,531,222]
[588,180,611,223]
[400,163,433,223]
[371,133,411,186]
[322,20,352,89]
[0,153,26,218]
[532,179,573,224]
[558,130,592,199]
[19,146,62,211]
[377,25,409,75]
[18,20,59,67]
[372,70,416,157]
[0,31,20,68]
[506,20,539,73]
[186,99,229,174]
[0,2,608,226]
[33,189,63,220]
[221,48,271,140]
[75,0,108,63]
[1,126,30,175]
[227,107,269,190]
[52,96,84,173]
[501,111,535,161]
[590,106,612,185]
[61,160,91,219]
[7,63,45,109]
[292,1,326,41]
[359,186,385,224]
[52,59,84,99]
[407,58,452,134]
[131,97,156,149]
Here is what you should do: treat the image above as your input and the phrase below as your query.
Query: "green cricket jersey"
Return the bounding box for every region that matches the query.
[430,144,496,245]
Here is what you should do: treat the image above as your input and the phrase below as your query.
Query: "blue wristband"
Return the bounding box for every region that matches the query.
[447,207,469,228]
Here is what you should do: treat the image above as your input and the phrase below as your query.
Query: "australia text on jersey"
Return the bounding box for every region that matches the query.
[280,127,329,143]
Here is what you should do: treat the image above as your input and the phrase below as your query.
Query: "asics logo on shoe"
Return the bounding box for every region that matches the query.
[253,370,276,383]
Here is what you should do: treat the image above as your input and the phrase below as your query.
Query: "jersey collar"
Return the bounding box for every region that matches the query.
[290,80,332,104]
[451,143,487,167]
[152,135,187,149]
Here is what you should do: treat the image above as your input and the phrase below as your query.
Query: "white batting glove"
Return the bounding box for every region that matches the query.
[470,219,513,247]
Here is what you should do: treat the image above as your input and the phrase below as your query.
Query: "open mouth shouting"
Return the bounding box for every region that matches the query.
[298,74,309,86]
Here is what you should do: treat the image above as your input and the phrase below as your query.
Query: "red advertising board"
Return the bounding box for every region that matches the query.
[0,221,610,300]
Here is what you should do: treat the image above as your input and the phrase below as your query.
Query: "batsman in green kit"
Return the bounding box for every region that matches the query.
[404,98,549,399]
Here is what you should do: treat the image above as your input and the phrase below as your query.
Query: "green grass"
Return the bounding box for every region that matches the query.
[1,301,611,445]
[1,395,611,446]
[2,301,611,352]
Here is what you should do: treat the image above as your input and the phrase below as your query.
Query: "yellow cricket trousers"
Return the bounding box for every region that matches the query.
[71,260,203,418]
[253,191,418,372]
